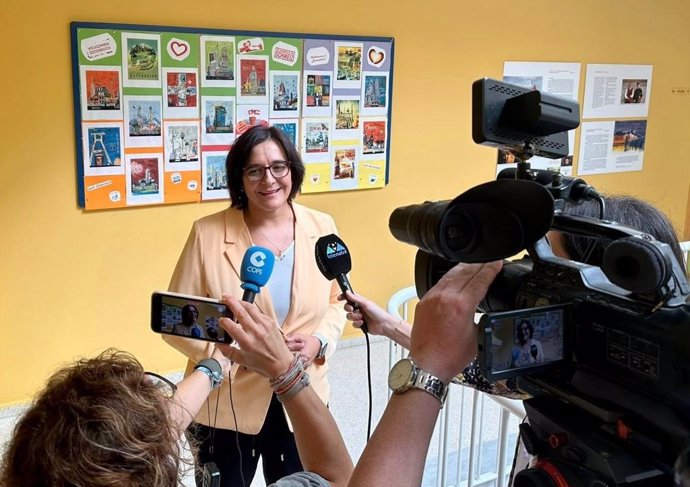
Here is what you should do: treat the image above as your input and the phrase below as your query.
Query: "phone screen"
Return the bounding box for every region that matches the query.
[151,292,233,344]
[478,304,568,380]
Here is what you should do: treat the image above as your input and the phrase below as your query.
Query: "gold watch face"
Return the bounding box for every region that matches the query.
[388,358,414,390]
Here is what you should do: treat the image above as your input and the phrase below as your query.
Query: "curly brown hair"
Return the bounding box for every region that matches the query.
[0,349,189,487]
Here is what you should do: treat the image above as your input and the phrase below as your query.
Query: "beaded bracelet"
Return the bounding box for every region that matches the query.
[270,355,310,402]
[269,355,304,390]
[276,372,310,402]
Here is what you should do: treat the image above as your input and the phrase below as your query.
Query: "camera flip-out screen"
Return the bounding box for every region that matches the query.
[478,304,569,381]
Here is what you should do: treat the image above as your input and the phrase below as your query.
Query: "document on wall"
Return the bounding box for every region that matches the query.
[577,120,646,175]
[500,62,581,176]
[582,64,652,119]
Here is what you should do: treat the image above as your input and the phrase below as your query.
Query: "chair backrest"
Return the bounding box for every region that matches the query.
[680,241,690,276]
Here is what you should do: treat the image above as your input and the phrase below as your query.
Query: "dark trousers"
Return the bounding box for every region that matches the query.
[189,394,303,487]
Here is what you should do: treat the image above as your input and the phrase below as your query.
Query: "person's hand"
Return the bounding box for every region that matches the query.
[339,291,394,337]
[285,333,320,364]
[217,294,294,379]
[410,261,502,383]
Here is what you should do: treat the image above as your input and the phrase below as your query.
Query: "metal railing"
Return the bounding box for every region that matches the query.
[387,286,526,487]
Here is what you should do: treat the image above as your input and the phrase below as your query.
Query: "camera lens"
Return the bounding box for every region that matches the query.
[389,201,453,260]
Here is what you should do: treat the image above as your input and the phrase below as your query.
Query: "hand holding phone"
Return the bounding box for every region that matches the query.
[151,291,234,344]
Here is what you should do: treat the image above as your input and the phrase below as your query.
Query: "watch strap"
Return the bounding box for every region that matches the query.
[194,358,223,389]
[391,358,448,406]
[312,333,328,359]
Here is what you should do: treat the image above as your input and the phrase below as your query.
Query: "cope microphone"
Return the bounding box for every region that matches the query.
[315,234,368,333]
[240,246,275,303]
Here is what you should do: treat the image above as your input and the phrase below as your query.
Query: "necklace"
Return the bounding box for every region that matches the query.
[247,213,294,260]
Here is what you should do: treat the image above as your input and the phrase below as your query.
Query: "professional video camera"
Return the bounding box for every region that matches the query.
[389,78,690,486]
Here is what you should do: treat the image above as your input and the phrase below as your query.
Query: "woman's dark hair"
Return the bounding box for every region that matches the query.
[561,195,686,273]
[226,125,305,209]
[0,349,188,487]
[181,304,198,324]
[516,319,534,344]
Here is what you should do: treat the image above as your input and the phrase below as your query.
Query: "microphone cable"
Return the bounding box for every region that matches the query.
[227,371,246,487]
[363,326,373,441]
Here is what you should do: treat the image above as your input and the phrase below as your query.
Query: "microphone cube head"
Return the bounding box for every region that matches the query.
[240,246,275,291]
[315,234,352,280]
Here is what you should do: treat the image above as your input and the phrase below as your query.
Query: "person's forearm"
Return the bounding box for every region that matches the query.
[169,370,214,432]
[283,385,354,487]
[388,319,412,350]
[348,390,441,487]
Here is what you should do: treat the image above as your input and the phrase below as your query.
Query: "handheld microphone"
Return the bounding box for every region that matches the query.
[315,234,368,333]
[240,246,275,303]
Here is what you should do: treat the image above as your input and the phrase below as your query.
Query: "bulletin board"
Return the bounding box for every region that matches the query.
[71,22,395,210]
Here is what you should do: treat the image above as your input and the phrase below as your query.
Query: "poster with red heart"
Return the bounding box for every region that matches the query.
[73,23,394,208]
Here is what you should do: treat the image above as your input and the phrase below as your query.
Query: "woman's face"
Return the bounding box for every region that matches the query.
[243,139,293,214]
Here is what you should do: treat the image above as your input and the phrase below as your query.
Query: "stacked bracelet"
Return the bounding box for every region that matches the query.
[270,355,310,402]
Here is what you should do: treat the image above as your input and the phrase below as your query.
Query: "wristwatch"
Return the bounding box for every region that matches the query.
[313,333,328,360]
[388,357,449,406]
[194,358,224,389]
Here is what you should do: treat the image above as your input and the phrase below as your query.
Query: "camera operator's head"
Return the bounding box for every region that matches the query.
[0,350,183,487]
[549,195,686,273]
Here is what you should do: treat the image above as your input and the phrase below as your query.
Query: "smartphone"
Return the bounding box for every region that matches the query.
[477,303,569,381]
[151,291,233,344]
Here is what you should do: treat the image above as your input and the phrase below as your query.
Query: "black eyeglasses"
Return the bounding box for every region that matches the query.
[244,161,291,182]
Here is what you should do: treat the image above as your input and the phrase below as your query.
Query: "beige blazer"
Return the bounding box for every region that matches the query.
[163,203,347,434]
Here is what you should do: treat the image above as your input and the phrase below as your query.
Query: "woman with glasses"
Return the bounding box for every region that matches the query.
[163,125,346,487]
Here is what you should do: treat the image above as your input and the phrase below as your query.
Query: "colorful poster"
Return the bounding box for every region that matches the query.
[361,119,387,157]
[271,119,299,148]
[202,152,229,200]
[577,120,646,175]
[302,70,332,117]
[201,96,235,146]
[270,71,300,119]
[334,42,363,89]
[333,96,360,140]
[125,153,164,205]
[301,118,331,163]
[164,121,200,172]
[80,66,123,121]
[200,35,236,88]
[81,122,124,177]
[163,68,199,119]
[236,105,269,135]
[331,146,358,191]
[238,55,269,104]
[361,72,388,117]
[123,95,163,148]
[121,32,162,88]
[73,24,393,207]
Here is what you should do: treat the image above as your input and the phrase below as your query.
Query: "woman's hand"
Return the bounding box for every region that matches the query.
[285,333,320,364]
[217,294,294,379]
[339,291,411,348]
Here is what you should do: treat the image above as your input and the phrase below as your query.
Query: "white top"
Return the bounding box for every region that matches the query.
[266,241,294,326]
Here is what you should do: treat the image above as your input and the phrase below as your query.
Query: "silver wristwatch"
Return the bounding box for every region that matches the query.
[388,357,448,406]
[313,333,328,360]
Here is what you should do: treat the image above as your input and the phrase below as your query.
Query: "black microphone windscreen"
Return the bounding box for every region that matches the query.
[315,234,352,280]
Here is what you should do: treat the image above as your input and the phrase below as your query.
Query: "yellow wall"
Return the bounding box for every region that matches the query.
[2,0,689,405]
